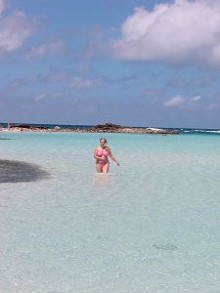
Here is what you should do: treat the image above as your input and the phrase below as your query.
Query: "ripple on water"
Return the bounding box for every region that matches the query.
[0,159,49,183]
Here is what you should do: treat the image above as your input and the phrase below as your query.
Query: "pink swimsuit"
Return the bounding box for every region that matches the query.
[96,148,109,166]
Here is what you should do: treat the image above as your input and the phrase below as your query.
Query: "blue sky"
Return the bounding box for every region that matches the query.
[0,0,220,128]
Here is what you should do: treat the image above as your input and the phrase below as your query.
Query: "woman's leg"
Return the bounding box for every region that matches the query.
[102,163,110,173]
[96,163,103,173]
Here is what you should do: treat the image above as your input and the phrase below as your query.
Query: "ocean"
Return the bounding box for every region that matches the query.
[0,129,219,292]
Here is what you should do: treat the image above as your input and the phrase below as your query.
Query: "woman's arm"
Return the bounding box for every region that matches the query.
[108,148,120,166]
[94,148,99,160]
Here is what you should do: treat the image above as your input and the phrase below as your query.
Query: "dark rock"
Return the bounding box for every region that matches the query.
[13,124,31,129]
[32,126,49,130]
[90,123,179,135]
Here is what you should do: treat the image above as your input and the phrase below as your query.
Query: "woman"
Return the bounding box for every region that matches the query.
[94,138,120,173]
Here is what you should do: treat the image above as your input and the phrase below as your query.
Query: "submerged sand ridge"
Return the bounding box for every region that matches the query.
[0,159,49,183]
[0,123,179,134]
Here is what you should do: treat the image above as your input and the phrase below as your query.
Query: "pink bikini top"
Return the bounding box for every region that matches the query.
[96,148,109,157]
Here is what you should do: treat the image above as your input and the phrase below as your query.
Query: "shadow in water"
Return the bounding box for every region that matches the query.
[153,243,178,253]
[0,138,12,140]
[0,159,50,183]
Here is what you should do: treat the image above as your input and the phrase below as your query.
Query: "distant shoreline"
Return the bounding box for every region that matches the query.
[0,123,179,135]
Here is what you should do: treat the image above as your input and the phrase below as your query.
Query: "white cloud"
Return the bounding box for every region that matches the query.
[34,92,63,102]
[164,95,202,107]
[35,93,47,102]
[47,72,69,82]
[113,0,220,67]
[8,72,103,90]
[164,95,185,107]
[0,0,5,15]
[27,39,66,58]
[9,75,39,88]
[0,8,34,55]
[69,76,102,89]
[207,102,220,110]
[190,95,202,102]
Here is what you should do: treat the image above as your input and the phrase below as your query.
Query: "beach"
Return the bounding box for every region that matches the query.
[1,0,220,291]
[0,131,219,292]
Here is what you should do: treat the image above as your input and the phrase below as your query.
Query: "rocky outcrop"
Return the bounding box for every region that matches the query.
[89,123,179,135]
[90,123,122,132]
[0,123,179,134]
[10,124,49,130]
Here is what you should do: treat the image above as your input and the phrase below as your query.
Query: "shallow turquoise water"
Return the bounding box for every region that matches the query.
[0,132,220,293]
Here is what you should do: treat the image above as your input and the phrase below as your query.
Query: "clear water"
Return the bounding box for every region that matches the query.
[0,132,219,293]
